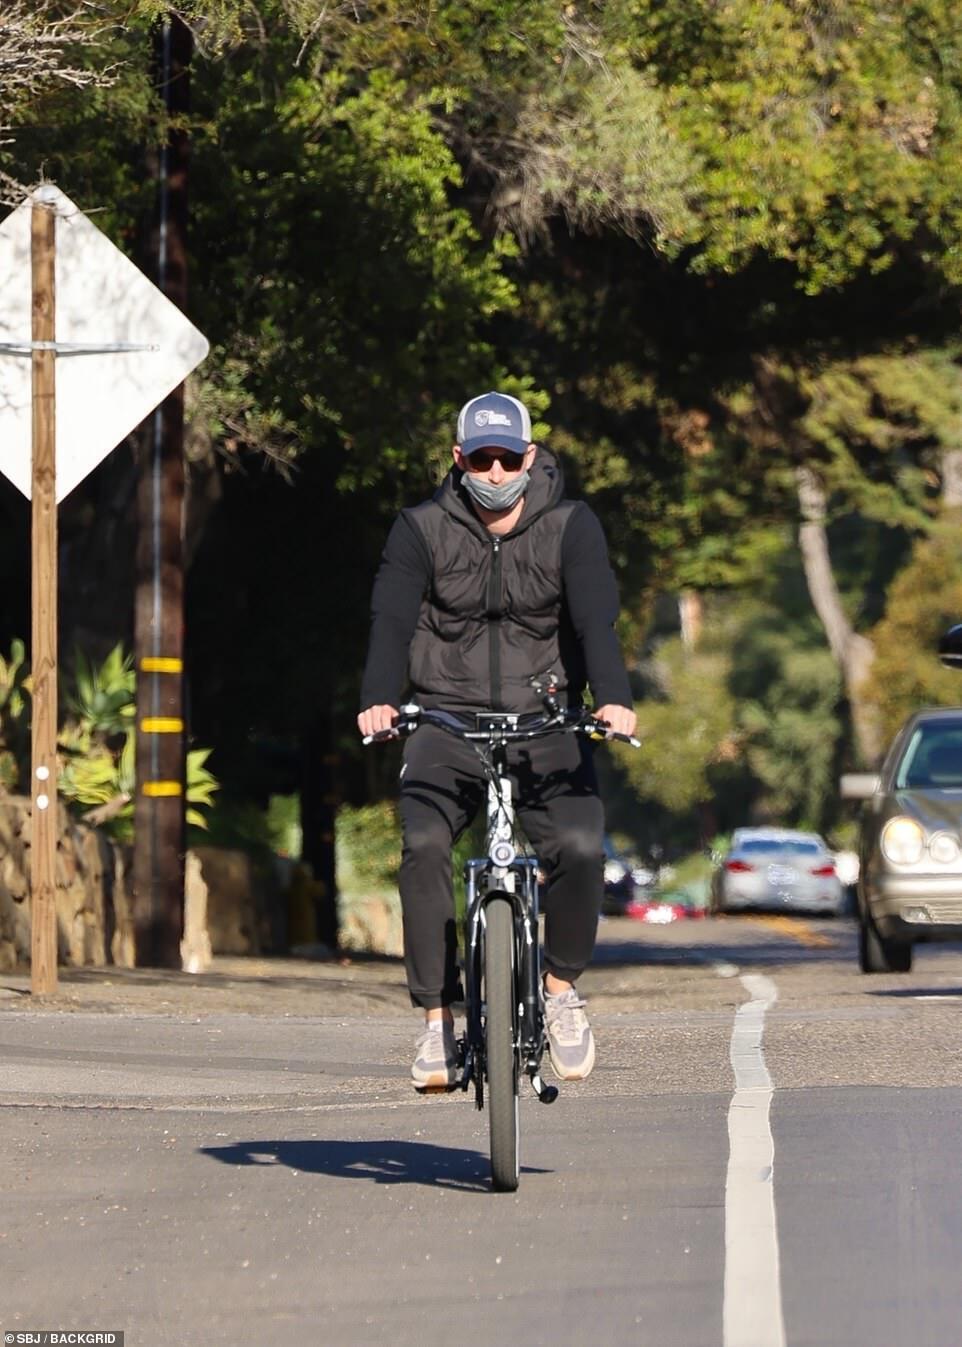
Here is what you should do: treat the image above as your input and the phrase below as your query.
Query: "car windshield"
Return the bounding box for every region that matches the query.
[737,839,821,855]
[895,722,962,789]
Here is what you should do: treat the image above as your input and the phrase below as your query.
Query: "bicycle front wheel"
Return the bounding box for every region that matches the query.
[484,894,520,1192]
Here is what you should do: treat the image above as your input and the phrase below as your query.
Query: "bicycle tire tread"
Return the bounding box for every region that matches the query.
[484,895,519,1192]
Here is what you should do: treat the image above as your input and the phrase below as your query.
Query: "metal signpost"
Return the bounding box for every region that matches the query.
[0,184,209,993]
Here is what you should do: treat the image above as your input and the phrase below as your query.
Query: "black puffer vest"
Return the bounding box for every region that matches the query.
[404,451,584,714]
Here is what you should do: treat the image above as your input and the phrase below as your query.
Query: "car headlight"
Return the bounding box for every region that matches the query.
[880,816,925,865]
[929,832,961,865]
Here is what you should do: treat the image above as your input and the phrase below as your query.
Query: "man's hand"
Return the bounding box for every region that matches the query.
[357,705,400,739]
[594,704,637,738]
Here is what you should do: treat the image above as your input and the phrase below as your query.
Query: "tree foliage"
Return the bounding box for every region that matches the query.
[612,638,736,814]
[864,523,962,746]
[732,619,842,827]
[2,1,962,844]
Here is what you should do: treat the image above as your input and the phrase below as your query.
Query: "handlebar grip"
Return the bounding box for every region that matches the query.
[584,722,641,748]
[362,729,398,745]
[362,707,423,745]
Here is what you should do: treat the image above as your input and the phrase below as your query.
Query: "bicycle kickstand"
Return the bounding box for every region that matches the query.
[459,1039,484,1109]
[529,1068,559,1105]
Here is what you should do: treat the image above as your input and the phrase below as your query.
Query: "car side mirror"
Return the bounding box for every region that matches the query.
[840,773,881,799]
[939,624,962,669]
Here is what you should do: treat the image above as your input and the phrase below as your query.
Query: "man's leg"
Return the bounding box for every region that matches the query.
[514,732,605,980]
[399,725,483,1084]
[515,733,605,1079]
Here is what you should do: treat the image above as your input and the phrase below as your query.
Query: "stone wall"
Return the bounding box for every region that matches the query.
[0,796,133,972]
[191,845,281,957]
[0,799,397,968]
[0,800,287,970]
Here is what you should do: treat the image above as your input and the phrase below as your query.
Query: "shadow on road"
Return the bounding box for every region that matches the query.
[200,1138,550,1191]
[869,986,962,998]
[591,936,855,969]
[40,966,403,993]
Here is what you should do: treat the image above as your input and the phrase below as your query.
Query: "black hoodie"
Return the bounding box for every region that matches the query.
[359,449,632,715]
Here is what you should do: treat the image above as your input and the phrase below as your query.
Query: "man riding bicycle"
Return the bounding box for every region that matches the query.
[357,392,636,1089]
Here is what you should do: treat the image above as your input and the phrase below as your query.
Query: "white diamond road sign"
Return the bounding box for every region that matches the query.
[0,184,209,502]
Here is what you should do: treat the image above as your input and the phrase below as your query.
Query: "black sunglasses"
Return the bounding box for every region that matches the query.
[464,448,527,472]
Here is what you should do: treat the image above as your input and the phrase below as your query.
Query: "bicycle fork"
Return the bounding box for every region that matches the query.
[461,857,558,1109]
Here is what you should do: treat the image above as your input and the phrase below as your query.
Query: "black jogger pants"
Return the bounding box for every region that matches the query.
[398,722,606,1009]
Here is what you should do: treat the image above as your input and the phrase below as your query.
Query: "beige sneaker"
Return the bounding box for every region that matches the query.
[544,988,596,1081]
[411,1022,458,1090]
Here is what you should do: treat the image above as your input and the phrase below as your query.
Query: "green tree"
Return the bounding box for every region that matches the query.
[4,0,962,863]
[864,523,962,746]
[612,637,736,815]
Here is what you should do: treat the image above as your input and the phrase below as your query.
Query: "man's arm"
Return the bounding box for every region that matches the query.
[358,513,431,733]
[561,504,636,734]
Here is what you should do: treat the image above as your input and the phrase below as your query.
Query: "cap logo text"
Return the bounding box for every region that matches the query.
[474,409,512,428]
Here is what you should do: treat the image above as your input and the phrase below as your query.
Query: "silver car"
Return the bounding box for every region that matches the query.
[711,827,845,917]
[842,708,962,973]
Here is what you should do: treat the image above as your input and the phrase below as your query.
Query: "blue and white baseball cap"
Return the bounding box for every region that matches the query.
[456,392,532,456]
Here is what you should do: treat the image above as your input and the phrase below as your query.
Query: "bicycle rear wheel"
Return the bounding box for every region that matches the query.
[484,894,520,1192]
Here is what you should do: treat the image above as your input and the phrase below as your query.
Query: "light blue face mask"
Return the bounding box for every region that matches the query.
[462,469,530,512]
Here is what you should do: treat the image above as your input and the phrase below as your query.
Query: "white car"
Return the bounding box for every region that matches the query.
[711,828,845,917]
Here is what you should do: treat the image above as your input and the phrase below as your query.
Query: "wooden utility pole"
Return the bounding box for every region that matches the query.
[132,14,192,966]
[30,197,59,995]
[2,180,208,982]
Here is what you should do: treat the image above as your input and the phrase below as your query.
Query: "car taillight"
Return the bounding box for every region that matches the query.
[810,864,836,877]
[725,859,754,873]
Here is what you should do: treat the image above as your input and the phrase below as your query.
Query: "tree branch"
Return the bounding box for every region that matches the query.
[0,1,116,117]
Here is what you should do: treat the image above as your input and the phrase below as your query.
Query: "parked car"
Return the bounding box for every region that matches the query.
[624,895,708,923]
[601,836,657,915]
[841,705,962,973]
[710,827,845,917]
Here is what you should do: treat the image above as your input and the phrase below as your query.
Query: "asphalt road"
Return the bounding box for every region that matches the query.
[3,915,962,1347]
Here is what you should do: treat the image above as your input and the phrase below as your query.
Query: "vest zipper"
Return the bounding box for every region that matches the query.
[487,536,503,708]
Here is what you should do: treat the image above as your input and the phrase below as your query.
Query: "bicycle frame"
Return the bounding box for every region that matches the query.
[362,693,639,1114]
[459,730,554,1109]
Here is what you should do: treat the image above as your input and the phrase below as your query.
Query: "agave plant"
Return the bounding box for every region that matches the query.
[0,638,30,793]
[65,644,135,738]
[185,747,218,829]
[57,646,218,839]
[58,745,123,810]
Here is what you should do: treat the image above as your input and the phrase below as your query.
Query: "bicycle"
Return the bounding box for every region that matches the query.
[365,674,639,1193]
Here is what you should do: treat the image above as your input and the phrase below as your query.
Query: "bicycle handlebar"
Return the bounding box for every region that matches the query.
[363,704,640,749]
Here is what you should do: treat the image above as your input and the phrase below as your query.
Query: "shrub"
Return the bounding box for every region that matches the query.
[336,801,402,895]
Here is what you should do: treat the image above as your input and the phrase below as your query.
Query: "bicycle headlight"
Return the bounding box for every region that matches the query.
[490,839,516,867]
[880,816,925,866]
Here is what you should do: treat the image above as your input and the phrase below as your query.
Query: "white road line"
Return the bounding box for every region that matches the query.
[724,972,786,1347]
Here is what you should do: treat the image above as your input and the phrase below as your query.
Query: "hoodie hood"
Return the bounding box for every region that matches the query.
[434,447,565,538]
